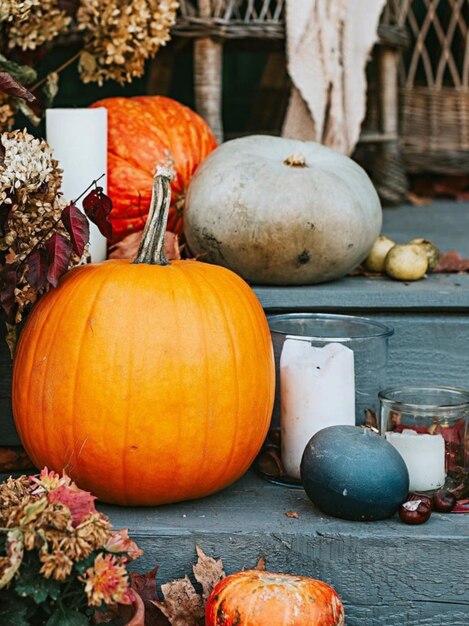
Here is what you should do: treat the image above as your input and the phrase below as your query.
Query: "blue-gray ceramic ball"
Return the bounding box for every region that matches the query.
[300,425,409,521]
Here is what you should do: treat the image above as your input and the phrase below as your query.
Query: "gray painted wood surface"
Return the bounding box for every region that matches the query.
[101,471,469,626]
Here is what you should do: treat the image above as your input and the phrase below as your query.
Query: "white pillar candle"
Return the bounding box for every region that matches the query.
[280,340,355,479]
[46,108,108,262]
[385,429,446,492]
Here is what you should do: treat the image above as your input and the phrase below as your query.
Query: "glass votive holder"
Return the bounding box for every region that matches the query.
[379,385,469,493]
[256,313,394,486]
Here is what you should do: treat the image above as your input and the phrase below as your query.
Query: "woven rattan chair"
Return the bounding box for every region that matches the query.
[173,1,408,202]
[391,0,469,174]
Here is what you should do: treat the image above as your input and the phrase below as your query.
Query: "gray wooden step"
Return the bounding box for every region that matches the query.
[101,471,469,626]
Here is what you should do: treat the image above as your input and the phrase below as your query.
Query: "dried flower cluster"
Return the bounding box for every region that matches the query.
[77,0,178,85]
[6,0,71,51]
[0,468,141,620]
[0,129,81,326]
[0,0,36,24]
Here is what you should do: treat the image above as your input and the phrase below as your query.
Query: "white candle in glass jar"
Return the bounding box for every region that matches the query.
[385,429,446,491]
[280,339,355,479]
[46,108,108,262]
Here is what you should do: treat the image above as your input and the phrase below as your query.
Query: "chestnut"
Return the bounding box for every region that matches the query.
[432,489,457,513]
[399,496,432,525]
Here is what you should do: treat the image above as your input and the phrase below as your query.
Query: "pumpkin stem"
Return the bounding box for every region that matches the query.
[133,165,174,266]
[284,153,307,168]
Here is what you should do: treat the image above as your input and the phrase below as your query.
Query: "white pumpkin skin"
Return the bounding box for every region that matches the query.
[184,136,382,285]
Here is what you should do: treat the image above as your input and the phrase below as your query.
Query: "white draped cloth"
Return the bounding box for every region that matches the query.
[282,0,387,155]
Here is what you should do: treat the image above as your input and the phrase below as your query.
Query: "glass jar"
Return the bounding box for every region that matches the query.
[379,385,469,493]
[256,313,394,486]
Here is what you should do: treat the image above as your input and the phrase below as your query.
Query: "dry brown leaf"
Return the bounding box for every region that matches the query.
[152,576,204,626]
[406,191,431,207]
[193,545,225,601]
[108,230,181,261]
[252,555,266,571]
[285,511,300,519]
[0,447,34,472]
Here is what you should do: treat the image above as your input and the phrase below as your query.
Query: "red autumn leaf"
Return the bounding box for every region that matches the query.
[46,232,73,288]
[82,187,113,240]
[130,568,171,626]
[27,249,49,291]
[48,483,97,526]
[434,251,469,273]
[61,203,89,256]
[0,265,18,322]
[0,71,35,102]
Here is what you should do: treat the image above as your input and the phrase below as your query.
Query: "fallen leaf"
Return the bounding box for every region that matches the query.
[193,545,225,602]
[0,447,34,472]
[252,555,266,571]
[434,251,469,273]
[108,230,181,261]
[130,568,170,626]
[406,191,431,207]
[0,265,18,322]
[152,576,204,626]
[285,511,300,519]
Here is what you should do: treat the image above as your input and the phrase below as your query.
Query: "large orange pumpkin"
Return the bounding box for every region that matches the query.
[91,96,217,243]
[205,571,345,626]
[12,168,274,506]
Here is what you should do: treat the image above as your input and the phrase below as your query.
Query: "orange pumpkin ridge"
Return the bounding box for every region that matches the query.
[13,167,274,506]
[91,96,217,243]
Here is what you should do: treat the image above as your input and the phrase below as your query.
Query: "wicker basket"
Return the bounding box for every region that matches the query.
[392,0,469,174]
[175,0,285,39]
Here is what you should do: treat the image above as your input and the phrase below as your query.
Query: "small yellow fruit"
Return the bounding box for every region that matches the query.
[364,235,396,272]
[408,238,440,271]
[385,244,429,281]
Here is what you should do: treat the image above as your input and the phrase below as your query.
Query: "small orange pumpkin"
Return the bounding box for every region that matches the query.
[12,167,274,506]
[205,570,345,626]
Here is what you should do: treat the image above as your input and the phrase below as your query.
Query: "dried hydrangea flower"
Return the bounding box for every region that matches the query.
[39,548,73,581]
[7,0,71,50]
[0,129,81,325]
[0,0,37,23]
[77,0,178,85]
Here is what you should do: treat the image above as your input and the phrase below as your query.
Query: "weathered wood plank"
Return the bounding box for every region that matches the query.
[254,274,469,311]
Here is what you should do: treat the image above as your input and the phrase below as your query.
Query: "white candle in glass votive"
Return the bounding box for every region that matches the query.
[385,429,446,492]
[46,108,108,262]
[280,339,355,479]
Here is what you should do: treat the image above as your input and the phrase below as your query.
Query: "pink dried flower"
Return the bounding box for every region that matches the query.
[81,553,135,607]
[105,528,143,562]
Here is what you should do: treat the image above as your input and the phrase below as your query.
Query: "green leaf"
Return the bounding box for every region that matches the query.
[46,608,90,626]
[0,592,30,626]
[0,55,37,85]
[14,561,62,604]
